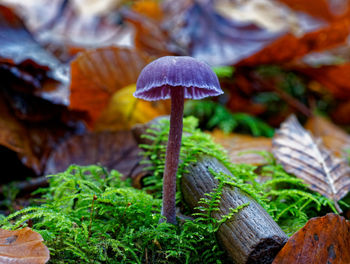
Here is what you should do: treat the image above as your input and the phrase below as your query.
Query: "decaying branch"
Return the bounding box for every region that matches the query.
[182,156,287,264]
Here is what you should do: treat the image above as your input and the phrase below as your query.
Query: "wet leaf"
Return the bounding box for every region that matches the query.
[0,227,50,264]
[211,130,272,165]
[273,213,350,264]
[95,84,170,131]
[0,5,63,74]
[45,131,142,178]
[69,47,150,126]
[0,5,69,105]
[272,115,350,212]
[305,116,350,158]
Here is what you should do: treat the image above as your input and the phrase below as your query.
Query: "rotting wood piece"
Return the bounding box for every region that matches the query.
[132,118,288,264]
[182,155,288,264]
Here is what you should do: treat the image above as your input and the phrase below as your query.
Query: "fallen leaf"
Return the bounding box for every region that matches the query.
[69,47,150,127]
[0,227,50,264]
[45,131,142,178]
[122,8,171,57]
[238,18,350,66]
[132,0,163,21]
[0,94,82,175]
[278,0,350,21]
[295,63,350,99]
[331,100,350,125]
[95,84,170,131]
[164,0,282,65]
[0,5,63,74]
[273,213,350,264]
[305,115,350,158]
[0,4,69,105]
[211,130,272,165]
[272,115,350,212]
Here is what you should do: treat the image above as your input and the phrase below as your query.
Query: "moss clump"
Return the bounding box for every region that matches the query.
[1,165,234,263]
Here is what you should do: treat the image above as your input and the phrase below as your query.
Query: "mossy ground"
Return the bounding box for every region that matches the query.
[1,116,348,263]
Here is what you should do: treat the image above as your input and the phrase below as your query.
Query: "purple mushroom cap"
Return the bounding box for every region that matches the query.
[134,56,223,101]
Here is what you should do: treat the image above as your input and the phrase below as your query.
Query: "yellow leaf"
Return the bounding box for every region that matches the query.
[94,84,170,131]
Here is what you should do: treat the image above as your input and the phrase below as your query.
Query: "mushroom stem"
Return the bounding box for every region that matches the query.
[161,88,185,224]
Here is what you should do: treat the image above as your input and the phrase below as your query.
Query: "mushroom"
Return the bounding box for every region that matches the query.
[134,56,223,224]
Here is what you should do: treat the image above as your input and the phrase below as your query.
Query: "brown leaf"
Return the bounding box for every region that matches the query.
[305,115,350,158]
[272,213,350,264]
[122,8,171,57]
[0,227,50,264]
[69,47,150,127]
[272,115,350,212]
[211,130,272,165]
[0,94,81,175]
[45,131,142,178]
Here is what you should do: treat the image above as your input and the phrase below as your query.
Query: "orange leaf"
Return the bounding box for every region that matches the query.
[279,0,350,21]
[211,130,272,165]
[273,213,350,264]
[132,0,163,21]
[296,63,350,99]
[0,227,50,264]
[238,18,350,66]
[69,47,150,126]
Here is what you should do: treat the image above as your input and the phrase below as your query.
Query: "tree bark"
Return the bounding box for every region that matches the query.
[181,155,288,264]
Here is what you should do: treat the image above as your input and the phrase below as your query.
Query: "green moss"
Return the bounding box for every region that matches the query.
[1,164,236,263]
[140,117,346,236]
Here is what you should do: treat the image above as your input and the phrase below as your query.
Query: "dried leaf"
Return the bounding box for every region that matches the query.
[45,131,142,178]
[69,47,150,126]
[305,116,350,158]
[272,115,350,212]
[211,130,272,165]
[164,0,281,65]
[95,84,170,131]
[0,227,50,264]
[273,213,350,264]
